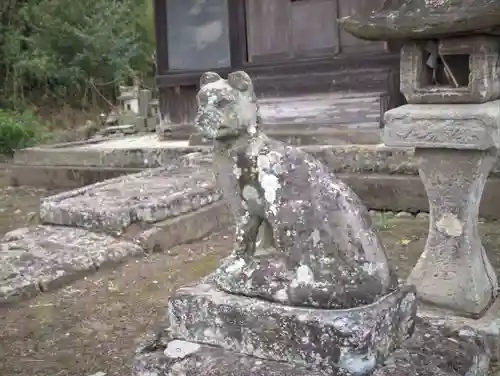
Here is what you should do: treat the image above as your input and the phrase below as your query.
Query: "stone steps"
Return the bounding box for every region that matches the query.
[0,153,231,305]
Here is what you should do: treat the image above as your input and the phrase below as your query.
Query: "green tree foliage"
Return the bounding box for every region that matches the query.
[0,0,155,154]
[0,0,155,109]
[0,109,41,156]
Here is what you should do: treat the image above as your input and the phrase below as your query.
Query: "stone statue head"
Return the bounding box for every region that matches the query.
[195,71,260,141]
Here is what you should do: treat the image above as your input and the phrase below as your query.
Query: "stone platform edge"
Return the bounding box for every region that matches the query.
[134,308,490,376]
[11,167,500,220]
[0,201,232,306]
[10,144,500,220]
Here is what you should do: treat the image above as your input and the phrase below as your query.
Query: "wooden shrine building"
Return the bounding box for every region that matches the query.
[153,0,403,133]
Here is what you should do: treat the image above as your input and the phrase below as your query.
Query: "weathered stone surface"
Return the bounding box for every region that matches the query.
[195,71,398,310]
[136,201,231,253]
[15,140,500,180]
[0,225,142,304]
[398,37,500,105]
[97,124,137,137]
[13,135,207,168]
[10,164,143,189]
[374,319,490,376]
[419,298,500,361]
[384,102,500,149]
[133,335,336,376]
[189,128,382,147]
[338,0,500,41]
[168,281,416,375]
[39,154,220,235]
[133,319,488,376]
[408,148,498,316]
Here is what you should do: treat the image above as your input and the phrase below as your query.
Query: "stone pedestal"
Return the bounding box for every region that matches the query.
[411,148,498,316]
[384,102,500,317]
[167,282,416,375]
[133,281,490,376]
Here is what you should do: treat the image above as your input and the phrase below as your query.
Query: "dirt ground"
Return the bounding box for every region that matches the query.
[2,167,500,375]
[0,165,59,235]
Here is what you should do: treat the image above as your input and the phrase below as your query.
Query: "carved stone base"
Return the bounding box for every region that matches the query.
[133,319,490,376]
[408,148,498,316]
[166,281,416,375]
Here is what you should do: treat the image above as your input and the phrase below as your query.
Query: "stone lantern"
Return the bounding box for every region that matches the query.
[340,0,500,320]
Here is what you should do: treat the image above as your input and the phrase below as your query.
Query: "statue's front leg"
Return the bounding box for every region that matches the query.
[234,207,262,260]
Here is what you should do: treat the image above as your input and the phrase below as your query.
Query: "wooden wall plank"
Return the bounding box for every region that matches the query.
[291,0,338,57]
[245,0,292,62]
[338,0,385,53]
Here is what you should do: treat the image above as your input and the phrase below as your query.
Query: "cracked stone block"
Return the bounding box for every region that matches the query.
[400,36,500,104]
[39,164,221,235]
[133,319,489,376]
[0,226,142,304]
[167,281,416,375]
[383,101,500,150]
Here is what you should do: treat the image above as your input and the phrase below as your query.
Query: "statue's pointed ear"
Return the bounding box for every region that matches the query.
[227,71,253,93]
[200,72,222,87]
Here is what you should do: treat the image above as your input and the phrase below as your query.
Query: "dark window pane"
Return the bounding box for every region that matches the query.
[167,0,231,71]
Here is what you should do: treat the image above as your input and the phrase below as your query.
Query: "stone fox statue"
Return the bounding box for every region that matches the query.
[195,71,398,309]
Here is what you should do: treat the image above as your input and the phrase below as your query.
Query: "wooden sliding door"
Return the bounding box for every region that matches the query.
[245,0,338,63]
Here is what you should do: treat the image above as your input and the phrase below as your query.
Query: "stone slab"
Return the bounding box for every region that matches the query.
[97,124,138,136]
[134,337,331,376]
[13,135,206,168]
[167,281,416,375]
[0,225,142,305]
[135,200,231,253]
[189,128,382,147]
[418,298,500,361]
[39,156,221,235]
[12,139,500,178]
[384,102,500,149]
[10,165,142,189]
[133,319,489,376]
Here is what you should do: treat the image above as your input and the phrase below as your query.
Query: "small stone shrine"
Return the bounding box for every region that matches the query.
[132,69,490,375]
[340,0,500,358]
[101,84,160,136]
